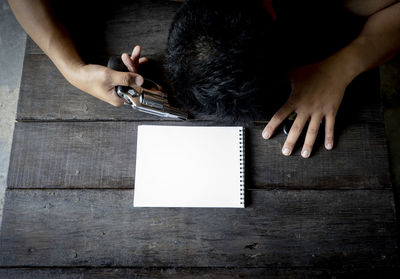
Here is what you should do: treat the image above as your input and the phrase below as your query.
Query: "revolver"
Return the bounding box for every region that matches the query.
[107,56,188,120]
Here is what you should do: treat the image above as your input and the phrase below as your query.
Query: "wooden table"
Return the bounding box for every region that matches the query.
[0,1,398,277]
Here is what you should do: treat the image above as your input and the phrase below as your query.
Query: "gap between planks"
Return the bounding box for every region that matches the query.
[4,187,392,191]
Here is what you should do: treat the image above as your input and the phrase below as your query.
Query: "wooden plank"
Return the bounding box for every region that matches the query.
[0,268,323,279]
[7,122,136,189]
[24,0,181,57]
[16,53,383,122]
[16,54,168,122]
[7,121,391,189]
[1,267,399,279]
[0,189,397,268]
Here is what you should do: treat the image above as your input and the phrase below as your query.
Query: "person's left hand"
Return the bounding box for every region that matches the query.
[262,56,353,158]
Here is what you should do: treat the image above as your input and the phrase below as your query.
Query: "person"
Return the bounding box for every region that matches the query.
[8,0,400,158]
[166,0,282,123]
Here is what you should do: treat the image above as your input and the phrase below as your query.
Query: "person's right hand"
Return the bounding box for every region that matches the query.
[69,45,147,106]
[262,55,351,158]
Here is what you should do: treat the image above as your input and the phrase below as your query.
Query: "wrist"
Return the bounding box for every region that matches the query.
[60,60,87,88]
[46,40,87,87]
[330,36,368,85]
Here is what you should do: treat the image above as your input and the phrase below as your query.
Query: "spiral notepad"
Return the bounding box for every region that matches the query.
[133,125,245,208]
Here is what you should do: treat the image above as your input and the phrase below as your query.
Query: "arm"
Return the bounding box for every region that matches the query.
[341,2,400,77]
[262,2,400,158]
[8,0,146,106]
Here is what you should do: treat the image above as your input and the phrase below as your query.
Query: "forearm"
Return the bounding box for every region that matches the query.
[8,0,85,83]
[336,2,400,83]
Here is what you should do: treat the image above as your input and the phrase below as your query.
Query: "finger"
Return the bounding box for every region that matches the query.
[301,114,322,158]
[131,45,141,60]
[131,45,144,72]
[121,53,135,72]
[98,84,125,107]
[325,115,335,150]
[131,45,142,67]
[112,70,144,87]
[96,85,125,107]
[108,90,125,107]
[139,57,148,64]
[282,114,308,156]
[262,102,293,139]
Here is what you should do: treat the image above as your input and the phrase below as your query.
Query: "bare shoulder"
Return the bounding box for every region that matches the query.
[344,0,399,17]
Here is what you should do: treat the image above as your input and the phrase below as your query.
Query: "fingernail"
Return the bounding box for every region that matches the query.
[135,76,144,85]
[326,143,333,150]
[262,131,270,139]
[282,147,291,156]
[301,150,309,158]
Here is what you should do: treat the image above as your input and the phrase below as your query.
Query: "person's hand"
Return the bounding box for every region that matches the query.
[69,45,148,106]
[262,56,353,158]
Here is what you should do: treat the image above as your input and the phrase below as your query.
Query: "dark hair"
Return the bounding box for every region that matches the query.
[165,0,281,123]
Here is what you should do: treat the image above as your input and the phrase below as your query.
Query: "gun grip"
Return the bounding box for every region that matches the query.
[107,56,131,99]
[107,56,128,72]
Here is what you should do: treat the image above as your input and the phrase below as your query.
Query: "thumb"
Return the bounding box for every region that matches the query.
[111,70,144,88]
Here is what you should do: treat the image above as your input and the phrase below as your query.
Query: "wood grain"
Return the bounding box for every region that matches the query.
[0,189,397,268]
[1,267,399,279]
[7,121,391,189]
[17,54,164,122]
[24,0,181,57]
[7,122,136,189]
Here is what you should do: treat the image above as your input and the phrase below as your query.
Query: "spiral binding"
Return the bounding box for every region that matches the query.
[239,127,245,205]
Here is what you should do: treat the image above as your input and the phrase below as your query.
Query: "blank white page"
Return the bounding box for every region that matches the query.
[133,125,245,208]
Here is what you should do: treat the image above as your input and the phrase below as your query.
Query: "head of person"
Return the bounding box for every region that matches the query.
[165,0,283,123]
